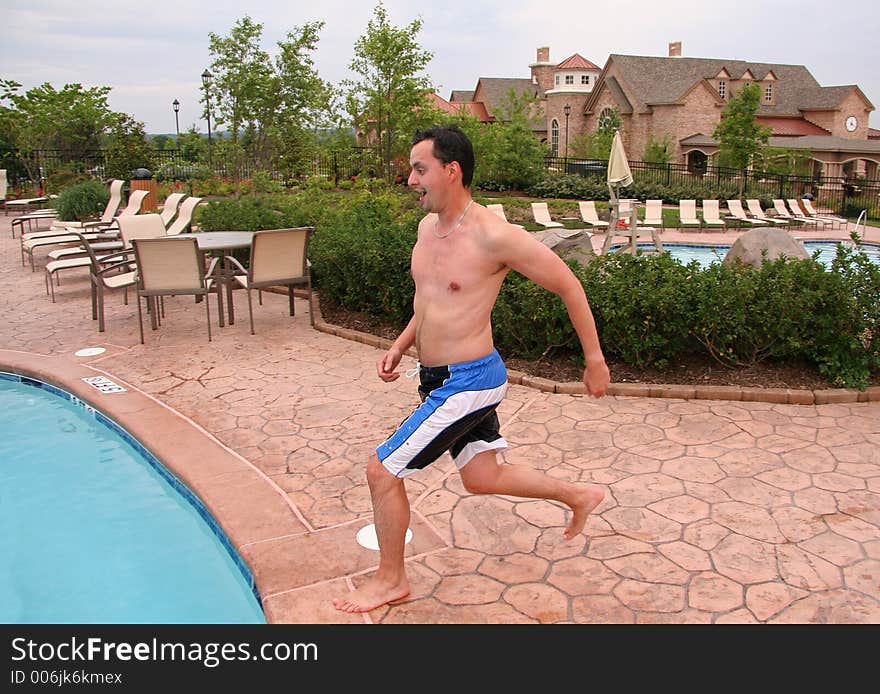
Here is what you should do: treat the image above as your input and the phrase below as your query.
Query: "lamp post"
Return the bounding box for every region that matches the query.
[201,69,213,147]
[563,103,571,161]
[172,99,180,144]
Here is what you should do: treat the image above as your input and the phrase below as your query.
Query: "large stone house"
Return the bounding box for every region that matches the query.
[446,44,879,181]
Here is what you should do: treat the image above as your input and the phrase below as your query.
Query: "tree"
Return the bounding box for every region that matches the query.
[207,15,332,186]
[643,134,675,164]
[0,79,115,187]
[570,107,621,160]
[344,2,435,180]
[480,89,548,190]
[103,114,155,180]
[713,82,772,194]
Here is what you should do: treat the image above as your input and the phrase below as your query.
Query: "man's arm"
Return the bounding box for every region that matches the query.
[377,315,417,382]
[496,226,610,397]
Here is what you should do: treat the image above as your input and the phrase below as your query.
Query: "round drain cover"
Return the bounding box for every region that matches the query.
[74,347,107,357]
[355,523,412,551]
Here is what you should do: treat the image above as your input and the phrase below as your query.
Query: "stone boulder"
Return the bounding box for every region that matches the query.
[722,227,810,268]
[533,228,596,266]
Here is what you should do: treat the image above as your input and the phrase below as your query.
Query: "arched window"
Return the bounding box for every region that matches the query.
[551,119,560,156]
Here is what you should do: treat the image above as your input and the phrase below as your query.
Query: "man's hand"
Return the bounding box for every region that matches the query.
[377,347,404,382]
[583,358,610,398]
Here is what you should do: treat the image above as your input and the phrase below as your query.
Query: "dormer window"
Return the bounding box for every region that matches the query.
[718,80,726,99]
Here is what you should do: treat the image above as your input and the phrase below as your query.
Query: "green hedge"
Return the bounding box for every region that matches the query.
[52,180,110,222]
[202,189,880,388]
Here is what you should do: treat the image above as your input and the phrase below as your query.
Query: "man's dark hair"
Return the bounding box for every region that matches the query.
[412,125,475,187]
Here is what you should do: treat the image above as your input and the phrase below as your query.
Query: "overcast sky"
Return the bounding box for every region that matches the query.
[4,0,879,135]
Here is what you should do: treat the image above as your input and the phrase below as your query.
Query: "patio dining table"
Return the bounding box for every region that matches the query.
[183,231,254,328]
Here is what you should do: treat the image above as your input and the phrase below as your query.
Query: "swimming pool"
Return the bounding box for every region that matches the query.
[0,373,266,624]
[611,240,880,270]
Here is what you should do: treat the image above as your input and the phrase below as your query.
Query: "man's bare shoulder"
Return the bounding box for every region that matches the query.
[473,204,533,248]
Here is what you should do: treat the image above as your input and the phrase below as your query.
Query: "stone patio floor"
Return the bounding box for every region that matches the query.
[1,210,878,624]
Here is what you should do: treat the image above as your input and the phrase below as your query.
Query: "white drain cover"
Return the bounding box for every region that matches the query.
[75,347,106,357]
[355,523,413,551]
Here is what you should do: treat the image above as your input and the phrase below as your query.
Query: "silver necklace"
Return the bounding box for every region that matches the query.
[432,199,473,239]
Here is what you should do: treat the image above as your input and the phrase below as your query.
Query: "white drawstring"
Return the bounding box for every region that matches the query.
[405,362,421,379]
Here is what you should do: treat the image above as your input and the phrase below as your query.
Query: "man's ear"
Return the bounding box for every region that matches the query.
[446,160,461,181]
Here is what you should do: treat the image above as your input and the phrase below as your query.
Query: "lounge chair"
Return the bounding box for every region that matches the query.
[24,188,149,270]
[159,193,187,227]
[225,227,314,333]
[486,203,525,229]
[638,199,663,228]
[772,199,820,229]
[678,200,702,229]
[45,179,125,232]
[530,202,564,228]
[2,169,55,216]
[577,201,609,230]
[745,199,790,226]
[131,236,219,343]
[725,199,763,226]
[700,200,727,229]
[799,198,847,229]
[787,199,830,230]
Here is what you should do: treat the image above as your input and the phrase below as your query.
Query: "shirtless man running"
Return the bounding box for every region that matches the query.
[333,125,610,613]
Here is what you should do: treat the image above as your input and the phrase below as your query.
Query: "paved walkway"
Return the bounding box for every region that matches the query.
[1,212,878,623]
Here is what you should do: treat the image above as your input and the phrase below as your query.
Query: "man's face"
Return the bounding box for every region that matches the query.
[408,139,451,212]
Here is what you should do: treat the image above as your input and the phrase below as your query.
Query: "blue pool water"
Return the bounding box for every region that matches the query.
[612,240,880,270]
[0,374,266,624]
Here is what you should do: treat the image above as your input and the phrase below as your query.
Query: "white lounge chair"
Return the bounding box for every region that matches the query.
[530,202,564,228]
[799,198,847,229]
[787,199,829,230]
[725,199,763,226]
[677,200,701,228]
[745,199,789,226]
[577,201,609,230]
[772,199,820,229]
[638,199,663,227]
[701,200,727,229]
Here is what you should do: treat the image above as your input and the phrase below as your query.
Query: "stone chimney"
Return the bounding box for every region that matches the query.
[668,41,682,57]
[530,47,554,93]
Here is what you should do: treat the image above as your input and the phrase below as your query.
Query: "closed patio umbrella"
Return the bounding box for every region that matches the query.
[604,130,636,253]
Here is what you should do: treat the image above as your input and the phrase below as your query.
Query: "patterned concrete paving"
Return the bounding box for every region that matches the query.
[1,212,878,623]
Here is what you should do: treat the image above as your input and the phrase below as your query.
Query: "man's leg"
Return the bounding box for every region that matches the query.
[458,450,605,540]
[333,455,412,613]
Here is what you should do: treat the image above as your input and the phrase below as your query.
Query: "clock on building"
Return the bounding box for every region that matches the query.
[845,115,858,132]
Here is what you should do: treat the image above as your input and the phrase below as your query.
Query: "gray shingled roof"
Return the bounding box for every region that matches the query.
[450,90,474,102]
[605,55,871,116]
[474,78,542,130]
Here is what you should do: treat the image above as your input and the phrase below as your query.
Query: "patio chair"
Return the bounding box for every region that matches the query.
[725,199,763,226]
[700,200,727,229]
[2,169,55,216]
[67,231,138,333]
[131,236,219,343]
[799,198,847,229]
[678,200,702,229]
[225,227,314,334]
[772,199,820,229]
[43,212,170,300]
[11,207,59,238]
[638,199,663,228]
[530,202,564,228]
[577,201,609,230]
[44,179,125,232]
[745,199,790,226]
[486,203,526,229]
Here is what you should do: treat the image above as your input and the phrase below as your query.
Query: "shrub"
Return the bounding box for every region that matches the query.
[52,180,110,221]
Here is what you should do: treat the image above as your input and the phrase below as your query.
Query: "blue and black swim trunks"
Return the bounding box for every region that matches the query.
[377,349,509,478]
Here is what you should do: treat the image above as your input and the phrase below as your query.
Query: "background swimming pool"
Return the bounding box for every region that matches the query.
[0,375,266,624]
[611,240,880,270]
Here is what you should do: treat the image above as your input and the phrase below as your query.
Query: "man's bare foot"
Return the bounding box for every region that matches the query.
[563,485,605,540]
[333,577,410,613]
